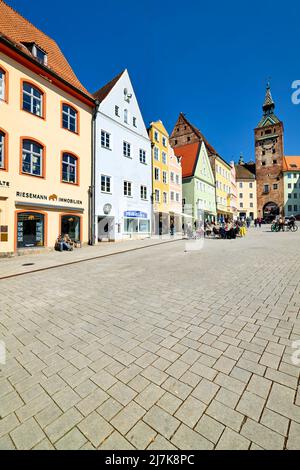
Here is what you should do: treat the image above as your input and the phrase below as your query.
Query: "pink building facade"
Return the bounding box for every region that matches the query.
[169,146,182,233]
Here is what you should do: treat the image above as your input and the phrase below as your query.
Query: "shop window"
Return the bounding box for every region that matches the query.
[61,215,80,241]
[17,212,45,248]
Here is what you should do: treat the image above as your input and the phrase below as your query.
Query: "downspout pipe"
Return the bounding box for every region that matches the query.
[89,99,100,245]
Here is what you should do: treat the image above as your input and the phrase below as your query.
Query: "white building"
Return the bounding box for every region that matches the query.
[93,70,152,241]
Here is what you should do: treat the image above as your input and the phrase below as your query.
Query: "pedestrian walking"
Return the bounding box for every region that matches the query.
[254,218,257,228]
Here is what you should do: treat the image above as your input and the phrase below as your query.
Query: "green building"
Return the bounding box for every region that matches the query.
[174,141,216,225]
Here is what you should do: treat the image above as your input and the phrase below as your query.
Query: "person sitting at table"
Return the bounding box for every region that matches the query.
[62,233,74,251]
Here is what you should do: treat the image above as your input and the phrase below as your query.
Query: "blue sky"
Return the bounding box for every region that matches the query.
[7,0,300,162]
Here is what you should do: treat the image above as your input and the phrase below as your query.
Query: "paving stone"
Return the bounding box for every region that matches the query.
[128,375,150,393]
[241,418,285,449]
[143,406,180,440]
[32,438,55,450]
[260,409,289,437]
[98,431,135,450]
[135,383,165,410]
[90,370,117,390]
[189,362,217,381]
[265,368,298,389]
[111,402,145,435]
[162,377,192,400]
[10,418,45,450]
[267,383,300,423]
[171,423,214,450]
[78,412,113,447]
[140,365,169,385]
[286,421,300,450]
[107,382,137,406]
[45,407,83,443]
[52,387,81,412]
[55,428,87,450]
[192,378,219,404]
[215,387,240,409]
[216,428,250,450]
[175,396,206,428]
[0,413,19,438]
[195,414,225,444]
[213,356,236,374]
[116,364,142,384]
[214,372,246,395]
[0,435,16,450]
[147,434,177,450]
[206,400,244,432]
[126,421,157,449]
[35,403,62,428]
[76,389,109,416]
[236,391,265,421]
[157,392,183,415]
[260,352,281,369]
[97,398,123,421]
[0,392,24,418]
[246,374,272,399]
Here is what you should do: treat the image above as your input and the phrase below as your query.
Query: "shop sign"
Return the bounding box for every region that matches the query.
[16,191,83,205]
[124,211,147,218]
[0,180,10,187]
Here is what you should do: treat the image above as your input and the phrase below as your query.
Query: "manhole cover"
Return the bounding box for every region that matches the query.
[22,263,35,266]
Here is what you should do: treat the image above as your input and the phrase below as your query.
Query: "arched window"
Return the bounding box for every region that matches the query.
[21,139,44,177]
[62,152,78,184]
[0,130,7,170]
[0,68,7,101]
[22,81,44,117]
[62,103,78,133]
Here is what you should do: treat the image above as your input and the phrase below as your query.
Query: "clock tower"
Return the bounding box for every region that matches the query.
[255,84,284,221]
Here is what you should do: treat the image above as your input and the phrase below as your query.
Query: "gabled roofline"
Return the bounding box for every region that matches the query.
[0,35,95,107]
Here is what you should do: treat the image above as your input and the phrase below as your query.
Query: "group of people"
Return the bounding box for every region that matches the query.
[55,234,74,251]
[204,219,247,239]
[272,214,296,232]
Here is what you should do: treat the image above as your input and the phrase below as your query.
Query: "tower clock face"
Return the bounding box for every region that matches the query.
[262,139,276,151]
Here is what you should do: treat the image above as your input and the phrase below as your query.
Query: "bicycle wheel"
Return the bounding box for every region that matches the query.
[291,225,298,232]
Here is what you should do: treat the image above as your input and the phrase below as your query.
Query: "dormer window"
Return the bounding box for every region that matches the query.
[22,43,48,65]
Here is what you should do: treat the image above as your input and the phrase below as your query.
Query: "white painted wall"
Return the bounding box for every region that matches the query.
[95,70,152,241]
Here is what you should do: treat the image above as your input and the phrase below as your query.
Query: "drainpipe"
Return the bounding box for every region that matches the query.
[89,99,100,245]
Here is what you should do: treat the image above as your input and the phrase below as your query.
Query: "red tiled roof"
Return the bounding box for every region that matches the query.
[93,70,125,102]
[0,0,91,97]
[283,156,300,171]
[174,143,200,178]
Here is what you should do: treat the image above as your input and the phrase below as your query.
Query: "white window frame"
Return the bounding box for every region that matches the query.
[162,151,167,164]
[154,147,159,161]
[23,82,43,117]
[162,171,167,184]
[0,69,5,101]
[22,140,43,176]
[140,185,147,200]
[123,141,131,158]
[62,103,77,132]
[139,149,146,164]
[163,192,167,204]
[124,180,132,197]
[155,189,160,202]
[62,153,77,184]
[101,174,111,193]
[154,167,160,181]
[0,131,5,168]
[101,130,111,149]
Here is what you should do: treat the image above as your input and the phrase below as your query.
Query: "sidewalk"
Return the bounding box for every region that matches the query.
[0,235,183,279]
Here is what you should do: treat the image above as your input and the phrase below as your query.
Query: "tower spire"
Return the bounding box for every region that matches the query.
[262,82,275,116]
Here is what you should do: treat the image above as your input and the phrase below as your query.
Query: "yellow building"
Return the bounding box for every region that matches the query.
[210,155,232,220]
[148,121,171,234]
[0,1,94,256]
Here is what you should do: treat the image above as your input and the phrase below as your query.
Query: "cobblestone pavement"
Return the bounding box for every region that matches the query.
[1,228,300,450]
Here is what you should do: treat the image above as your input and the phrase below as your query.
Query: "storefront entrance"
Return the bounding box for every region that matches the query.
[98,216,115,241]
[61,215,80,241]
[263,202,279,222]
[17,212,45,248]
